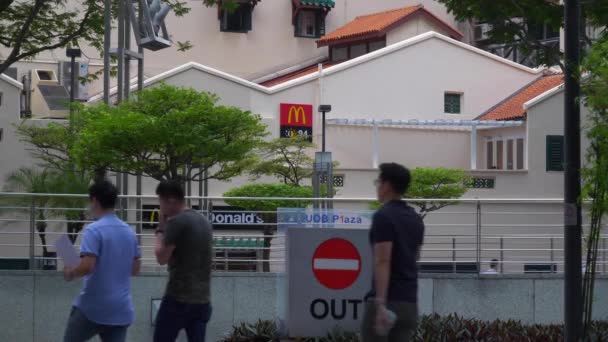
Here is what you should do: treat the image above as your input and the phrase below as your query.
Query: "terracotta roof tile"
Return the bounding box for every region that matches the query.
[260,61,338,87]
[478,74,564,121]
[317,5,462,47]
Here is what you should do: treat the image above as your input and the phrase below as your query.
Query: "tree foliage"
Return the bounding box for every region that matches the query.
[372,167,469,219]
[436,0,608,67]
[223,183,314,217]
[1,166,91,252]
[17,84,267,182]
[223,183,314,272]
[0,0,230,74]
[580,35,608,338]
[249,136,315,186]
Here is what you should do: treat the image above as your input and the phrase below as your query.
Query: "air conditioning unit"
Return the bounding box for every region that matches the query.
[29,69,70,119]
[474,23,492,41]
[58,61,89,101]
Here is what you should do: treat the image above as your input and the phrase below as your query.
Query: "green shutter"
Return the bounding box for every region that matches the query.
[316,11,325,37]
[546,135,564,171]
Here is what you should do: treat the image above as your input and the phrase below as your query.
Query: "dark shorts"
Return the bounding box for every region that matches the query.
[63,307,129,342]
[361,301,418,342]
[154,296,212,342]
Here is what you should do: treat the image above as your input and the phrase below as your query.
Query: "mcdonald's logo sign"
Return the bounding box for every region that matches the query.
[280,103,313,128]
[280,103,313,141]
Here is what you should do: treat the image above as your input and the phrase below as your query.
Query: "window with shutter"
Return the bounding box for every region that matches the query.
[219,3,253,33]
[295,9,324,38]
[546,135,564,171]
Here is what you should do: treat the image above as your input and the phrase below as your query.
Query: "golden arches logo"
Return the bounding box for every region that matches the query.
[150,208,159,225]
[287,106,306,125]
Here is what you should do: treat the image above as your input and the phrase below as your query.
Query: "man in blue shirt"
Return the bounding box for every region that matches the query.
[63,180,141,342]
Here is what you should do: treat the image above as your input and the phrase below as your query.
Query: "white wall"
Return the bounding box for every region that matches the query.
[386,15,459,46]
[0,80,36,186]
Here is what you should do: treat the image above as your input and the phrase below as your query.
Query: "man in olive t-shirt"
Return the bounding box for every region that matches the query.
[154,180,213,342]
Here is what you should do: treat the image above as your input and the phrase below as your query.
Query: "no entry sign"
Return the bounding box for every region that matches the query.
[286,227,371,337]
[312,238,361,290]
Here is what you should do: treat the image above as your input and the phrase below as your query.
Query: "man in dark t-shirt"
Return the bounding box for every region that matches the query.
[362,163,425,342]
[154,180,213,342]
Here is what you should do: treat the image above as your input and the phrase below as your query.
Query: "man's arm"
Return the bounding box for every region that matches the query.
[154,232,175,266]
[373,241,393,305]
[132,258,141,276]
[64,256,96,281]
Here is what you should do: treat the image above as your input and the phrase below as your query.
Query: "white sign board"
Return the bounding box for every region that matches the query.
[286,227,372,337]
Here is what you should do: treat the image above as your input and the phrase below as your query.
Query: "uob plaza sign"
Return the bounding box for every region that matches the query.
[280,103,313,140]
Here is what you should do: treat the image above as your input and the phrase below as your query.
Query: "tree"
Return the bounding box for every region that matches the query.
[0,0,231,75]
[435,0,608,67]
[223,183,315,272]
[371,167,469,219]
[1,166,92,252]
[17,84,268,183]
[580,35,608,339]
[249,136,315,186]
[1,167,54,255]
[47,169,91,244]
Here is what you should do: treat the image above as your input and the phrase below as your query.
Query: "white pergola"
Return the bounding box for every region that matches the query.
[326,118,524,170]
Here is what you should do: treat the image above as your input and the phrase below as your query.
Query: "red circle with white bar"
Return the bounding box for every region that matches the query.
[312,238,362,290]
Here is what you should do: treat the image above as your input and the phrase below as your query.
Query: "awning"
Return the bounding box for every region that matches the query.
[297,0,335,8]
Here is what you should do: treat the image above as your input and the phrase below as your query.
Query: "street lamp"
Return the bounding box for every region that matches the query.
[318,104,332,152]
[65,48,82,104]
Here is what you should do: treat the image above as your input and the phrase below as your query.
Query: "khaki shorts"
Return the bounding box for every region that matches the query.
[361,301,418,342]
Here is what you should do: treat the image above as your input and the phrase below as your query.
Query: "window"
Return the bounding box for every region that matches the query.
[369,40,386,52]
[331,46,348,61]
[546,135,564,171]
[471,177,495,189]
[220,3,252,33]
[506,139,514,170]
[486,137,526,170]
[0,128,3,142]
[516,138,525,170]
[0,92,2,107]
[486,141,494,169]
[444,93,462,114]
[350,44,367,58]
[295,10,325,38]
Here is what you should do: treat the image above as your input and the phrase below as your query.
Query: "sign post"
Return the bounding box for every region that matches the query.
[286,227,371,337]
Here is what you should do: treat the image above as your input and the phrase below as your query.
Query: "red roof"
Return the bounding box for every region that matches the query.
[478,74,564,121]
[317,5,463,47]
[260,61,339,87]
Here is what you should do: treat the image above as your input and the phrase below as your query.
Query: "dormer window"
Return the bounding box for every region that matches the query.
[292,0,334,38]
[219,0,260,33]
[295,9,325,38]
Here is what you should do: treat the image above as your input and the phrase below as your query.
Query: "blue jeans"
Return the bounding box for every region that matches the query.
[154,296,212,342]
[63,307,129,342]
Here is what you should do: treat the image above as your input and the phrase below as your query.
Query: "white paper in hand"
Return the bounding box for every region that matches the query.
[54,235,80,268]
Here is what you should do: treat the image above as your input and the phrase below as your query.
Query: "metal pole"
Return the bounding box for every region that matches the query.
[117,0,125,104]
[135,1,144,242]
[602,238,606,274]
[103,0,111,104]
[476,201,481,274]
[124,8,131,101]
[550,237,555,264]
[322,111,326,152]
[500,237,504,273]
[69,56,76,105]
[564,0,582,339]
[452,237,456,273]
[29,198,36,270]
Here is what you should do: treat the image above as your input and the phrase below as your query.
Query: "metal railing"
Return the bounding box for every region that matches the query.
[0,192,606,274]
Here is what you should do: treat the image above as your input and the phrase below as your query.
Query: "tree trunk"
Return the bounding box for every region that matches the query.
[262,224,273,273]
[36,212,48,255]
[67,211,86,244]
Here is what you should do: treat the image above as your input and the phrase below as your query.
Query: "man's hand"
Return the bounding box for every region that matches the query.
[63,267,75,282]
[374,303,393,335]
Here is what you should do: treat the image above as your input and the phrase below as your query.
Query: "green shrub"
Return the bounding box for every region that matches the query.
[223,315,608,341]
